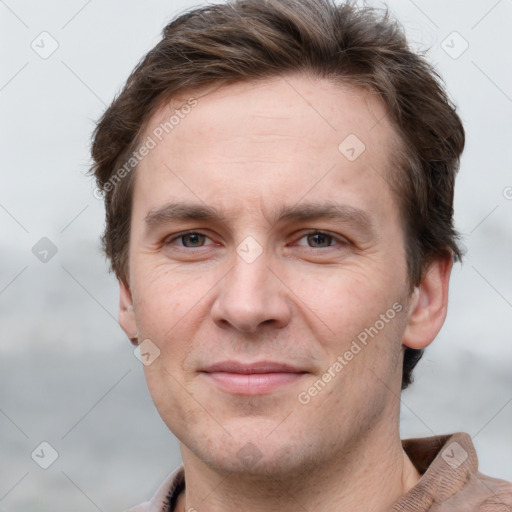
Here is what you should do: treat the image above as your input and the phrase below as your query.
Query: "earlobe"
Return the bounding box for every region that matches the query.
[119,280,139,345]
[402,256,453,350]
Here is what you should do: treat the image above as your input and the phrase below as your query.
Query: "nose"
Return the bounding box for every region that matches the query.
[210,251,292,334]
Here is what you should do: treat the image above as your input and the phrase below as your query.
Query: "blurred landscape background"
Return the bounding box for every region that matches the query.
[1,0,511,510]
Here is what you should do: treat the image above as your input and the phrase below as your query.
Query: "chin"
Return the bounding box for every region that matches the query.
[181,420,323,480]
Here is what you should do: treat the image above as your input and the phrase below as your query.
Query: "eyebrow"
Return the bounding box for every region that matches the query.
[144,203,226,232]
[144,201,375,238]
[274,202,374,234]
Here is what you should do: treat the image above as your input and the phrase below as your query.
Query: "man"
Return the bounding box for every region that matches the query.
[90,0,512,510]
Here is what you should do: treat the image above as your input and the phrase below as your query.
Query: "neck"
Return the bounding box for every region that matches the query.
[175,424,421,512]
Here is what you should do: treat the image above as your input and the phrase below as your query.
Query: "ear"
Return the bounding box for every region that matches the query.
[402,255,453,350]
[119,280,138,346]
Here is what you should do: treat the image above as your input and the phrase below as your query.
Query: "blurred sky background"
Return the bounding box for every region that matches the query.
[0,0,511,510]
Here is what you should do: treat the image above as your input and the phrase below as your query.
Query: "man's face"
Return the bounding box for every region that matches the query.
[123,74,414,476]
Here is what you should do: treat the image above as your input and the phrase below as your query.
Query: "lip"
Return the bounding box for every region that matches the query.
[202,361,305,374]
[201,360,307,395]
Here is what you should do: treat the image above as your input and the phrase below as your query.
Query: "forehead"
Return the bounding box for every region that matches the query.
[148,74,395,150]
[133,73,401,222]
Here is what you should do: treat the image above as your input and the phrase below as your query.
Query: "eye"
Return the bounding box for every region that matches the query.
[303,232,333,248]
[165,231,213,248]
[295,230,348,249]
[181,233,206,247]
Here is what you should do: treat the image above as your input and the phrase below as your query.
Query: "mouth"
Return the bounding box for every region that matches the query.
[200,361,308,395]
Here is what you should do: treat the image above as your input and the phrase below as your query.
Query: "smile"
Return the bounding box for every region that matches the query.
[200,361,308,395]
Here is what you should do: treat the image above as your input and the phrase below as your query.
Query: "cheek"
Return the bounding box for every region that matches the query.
[143,363,203,437]
[290,267,407,384]
[133,262,208,327]
[131,273,202,385]
[281,262,401,338]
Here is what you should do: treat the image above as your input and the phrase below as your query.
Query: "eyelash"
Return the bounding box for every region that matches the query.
[164,230,348,251]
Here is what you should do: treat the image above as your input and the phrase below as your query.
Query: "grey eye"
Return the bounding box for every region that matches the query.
[180,233,207,247]
[305,232,334,248]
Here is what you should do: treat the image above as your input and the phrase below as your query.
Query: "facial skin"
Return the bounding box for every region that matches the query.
[119,73,452,512]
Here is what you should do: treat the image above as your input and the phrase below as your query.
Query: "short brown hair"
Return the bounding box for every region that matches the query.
[90,0,465,389]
